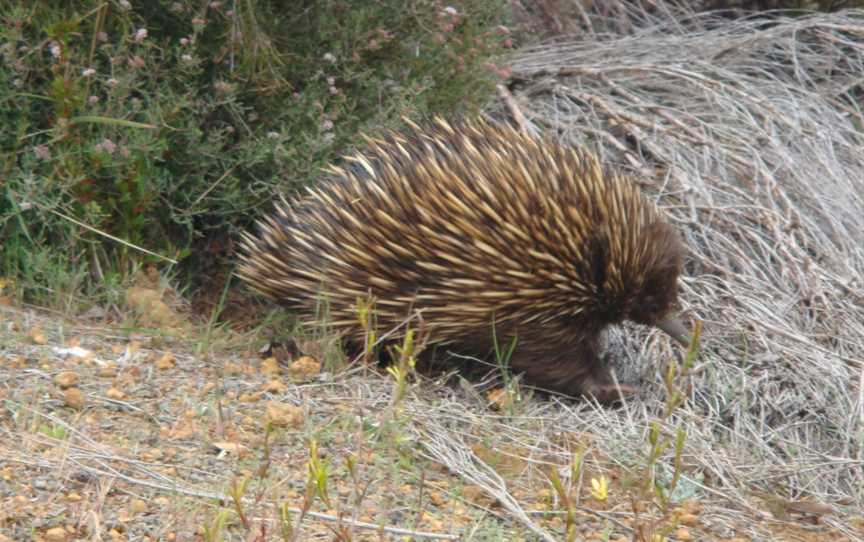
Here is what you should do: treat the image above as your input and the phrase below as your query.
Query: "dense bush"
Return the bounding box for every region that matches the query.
[0,0,510,310]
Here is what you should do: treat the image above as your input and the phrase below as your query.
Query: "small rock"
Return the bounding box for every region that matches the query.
[29,326,47,345]
[288,355,321,381]
[265,401,303,428]
[462,485,493,506]
[486,387,515,411]
[264,378,287,393]
[678,512,699,526]
[674,527,694,541]
[212,441,248,456]
[260,356,280,375]
[130,498,148,514]
[64,388,86,410]
[106,387,124,400]
[154,352,175,370]
[427,490,447,507]
[54,371,78,389]
[223,361,244,375]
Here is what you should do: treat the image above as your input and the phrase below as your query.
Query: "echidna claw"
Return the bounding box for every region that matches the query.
[585,383,638,404]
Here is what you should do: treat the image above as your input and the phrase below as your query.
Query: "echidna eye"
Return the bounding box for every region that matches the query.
[639,295,663,316]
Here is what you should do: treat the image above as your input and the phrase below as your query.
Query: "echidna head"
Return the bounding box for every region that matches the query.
[625,221,689,346]
[627,271,680,326]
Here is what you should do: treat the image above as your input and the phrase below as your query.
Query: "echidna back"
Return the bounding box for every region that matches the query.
[238,118,685,396]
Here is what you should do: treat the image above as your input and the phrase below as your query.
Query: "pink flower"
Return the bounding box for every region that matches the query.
[97,138,117,154]
[134,28,148,42]
[34,145,51,161]
[213,80,233,94]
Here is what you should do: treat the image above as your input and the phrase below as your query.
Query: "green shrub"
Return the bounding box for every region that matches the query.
[0,0,510,310]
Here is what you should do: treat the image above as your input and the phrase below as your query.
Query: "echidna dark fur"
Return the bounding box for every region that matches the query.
[238,117,689,400]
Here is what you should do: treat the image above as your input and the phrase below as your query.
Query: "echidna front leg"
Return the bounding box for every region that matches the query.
[508,338,635,402]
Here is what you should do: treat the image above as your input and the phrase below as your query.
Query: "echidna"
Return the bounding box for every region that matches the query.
[238,117,689,400]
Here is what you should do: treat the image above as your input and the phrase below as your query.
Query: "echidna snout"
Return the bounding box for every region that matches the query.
[238,117,689,399]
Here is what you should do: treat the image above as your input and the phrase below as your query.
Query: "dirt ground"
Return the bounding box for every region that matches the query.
[1,300,861,541]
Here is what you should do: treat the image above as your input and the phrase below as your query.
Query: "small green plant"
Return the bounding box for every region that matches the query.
[285,290,347,374]
[201,508,231,542]
[277,502,294,542]
[356,296,379,367]
[386,328,419,409]
[306,439,332,508]
[490,316,524,415]
[630,320,702,542]
[1,0,511,311]
[547,448,586,542]
[590,474,610,502]
[545,323,702,541]
[38,423,68,440]
[196,270,234,356]
[279,438,333,542]
[227,475,252,531]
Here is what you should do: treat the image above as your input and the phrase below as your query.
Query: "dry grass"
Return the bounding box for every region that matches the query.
[490,4,864,538]
[3,5,864,542]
